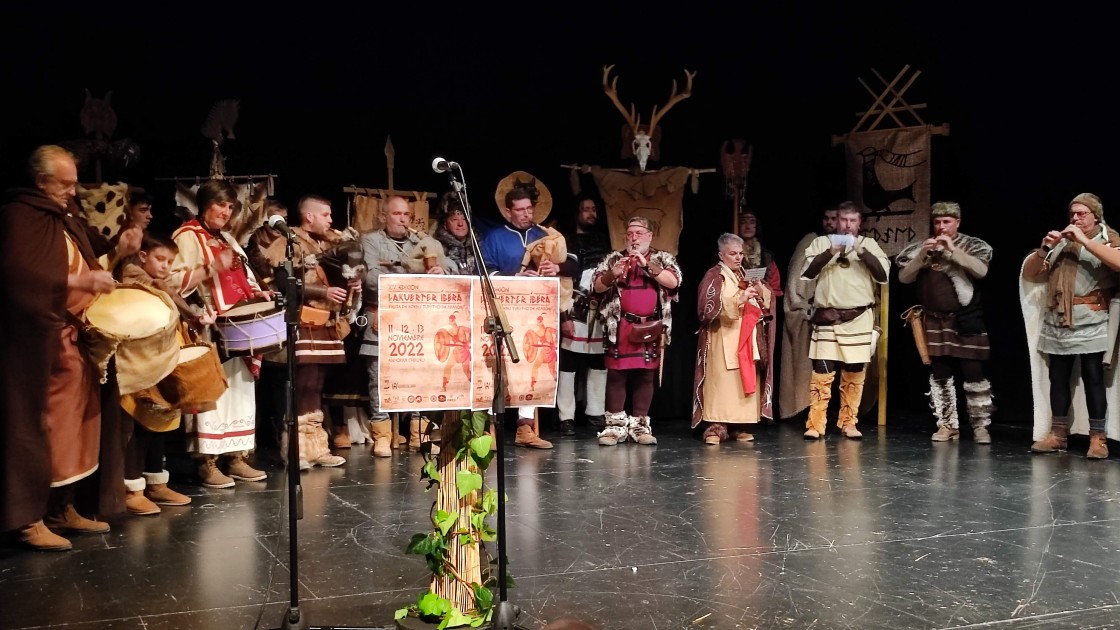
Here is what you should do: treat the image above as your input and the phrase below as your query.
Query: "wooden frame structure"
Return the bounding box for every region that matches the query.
[831,65,950,427]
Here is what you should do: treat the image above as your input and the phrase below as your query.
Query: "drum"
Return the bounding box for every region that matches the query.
[84,283,180,395]
[120,390,181,433]
[158,343,228,408]
[216,299,286,356]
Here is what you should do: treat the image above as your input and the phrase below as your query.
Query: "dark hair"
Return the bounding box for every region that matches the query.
[439,191,466,223]
[141,233,178,254]
[128,188,155,208]
[298,194,331,211]
[195,179,238,216]
[504,185,535,209]
[264,197,288,216]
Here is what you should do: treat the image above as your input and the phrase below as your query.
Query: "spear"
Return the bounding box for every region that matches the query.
[384,135,395,192]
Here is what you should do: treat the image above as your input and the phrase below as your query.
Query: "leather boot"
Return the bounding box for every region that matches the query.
[370,419,393,458]
[928,375,959,441]
[1087,429,1109,459]
[125,477,160,516]
[225,453,267,482]
[44,504,110,534]
[19,520,71,551]
[1031,418,1069,453]
[144,471,191,506]
[197,455,235,488]
[408,416,441,455]
[331,414,352,450]
[703,422,728,445]
[298,411,332,466]
[515,423,553,449]
[806,371,835,438]
[408,416,421,451]
[963,378,994,444]
[838,369,866,439]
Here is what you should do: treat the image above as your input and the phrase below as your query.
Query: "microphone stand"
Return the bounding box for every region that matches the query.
[446,165,528,630]
[275,230,309,630]
[272,229,388,630]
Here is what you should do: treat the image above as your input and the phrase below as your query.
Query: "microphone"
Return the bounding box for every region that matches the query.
[431,157,459,174]
[266,214,296,239]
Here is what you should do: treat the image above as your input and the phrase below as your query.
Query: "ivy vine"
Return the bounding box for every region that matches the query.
[395,410,511,629]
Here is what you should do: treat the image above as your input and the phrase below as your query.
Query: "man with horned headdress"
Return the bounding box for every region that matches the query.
[897,202,995,444]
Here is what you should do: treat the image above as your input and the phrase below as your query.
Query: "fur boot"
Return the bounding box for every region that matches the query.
[838,369,866,439]
[125,477,160,516]
[628,415,657,445]
[143,470,191,506]
[929,375,959,441]
[598,411,630,446]
[806,371,835,437]
[963,378,994,444]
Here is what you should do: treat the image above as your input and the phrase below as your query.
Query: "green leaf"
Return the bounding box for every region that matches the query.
[470,411,489,438]
[472,583,495,611]
[417,592,451,618]
[394,607,409,620]
[458,532,475,546]
[440,608,474,629]
[478,523,497,542]
[469,435,494,459]
[422,460,442,484]
[406,532,437,556]
[481,489,499,515]
[456,470,483,497]
[435,509,457,537]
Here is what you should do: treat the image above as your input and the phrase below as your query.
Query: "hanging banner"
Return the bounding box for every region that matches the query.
[590,166,690,255]
[351,194,431,235]
[471,277,560,411]
[843,126,932,256]
[376,275,559,412]
[173,177,275,246]
[77,182,130,239]
[377,275,474,412]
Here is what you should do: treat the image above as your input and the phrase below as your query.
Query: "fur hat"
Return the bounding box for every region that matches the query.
[1070,193,1103,221]
[930,201,961,219]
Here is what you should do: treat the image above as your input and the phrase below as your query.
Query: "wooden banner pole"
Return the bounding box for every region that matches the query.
[878,282,889,426]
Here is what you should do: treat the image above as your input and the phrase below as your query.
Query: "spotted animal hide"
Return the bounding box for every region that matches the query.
[77,182,130,238]
[174,178,273,246]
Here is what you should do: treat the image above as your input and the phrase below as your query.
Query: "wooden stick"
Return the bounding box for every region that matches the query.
[869,69,921,131]
[859,77,905,128]
[341,186,437,198]
[832,122,949,147]
[872,68,927,125]
[878,282,889,427]
[850,65,908,134]
[855,103,928,117]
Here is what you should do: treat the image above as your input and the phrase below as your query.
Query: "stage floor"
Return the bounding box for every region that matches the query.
[2,418,1119,630]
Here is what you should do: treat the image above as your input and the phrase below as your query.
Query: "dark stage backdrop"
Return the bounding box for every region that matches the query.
[2,4,1118,430]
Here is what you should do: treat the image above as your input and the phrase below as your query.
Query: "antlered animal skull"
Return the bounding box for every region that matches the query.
[602,65,695,172]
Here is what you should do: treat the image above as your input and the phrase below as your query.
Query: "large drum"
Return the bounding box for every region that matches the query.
[160,343,228,408]
[84,283,180,395]
[216,298,286,356]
